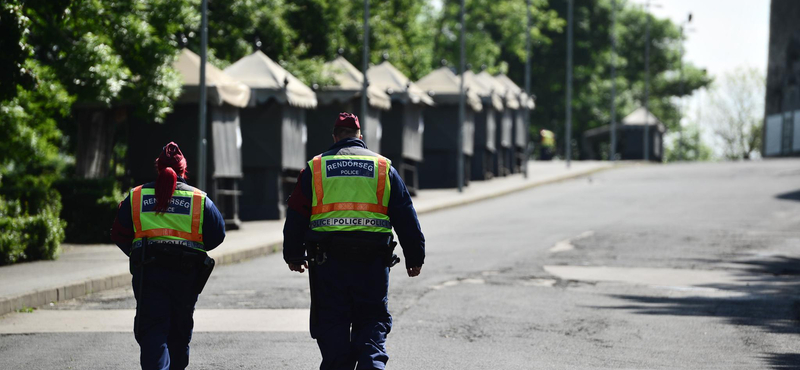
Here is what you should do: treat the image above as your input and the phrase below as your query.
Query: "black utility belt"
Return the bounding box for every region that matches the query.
[131,241,210,271]
[132,239,205,251]
[307,241,400,267]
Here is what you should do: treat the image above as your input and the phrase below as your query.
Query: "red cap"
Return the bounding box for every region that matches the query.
[156,142,187,176]
[334,112,360,129]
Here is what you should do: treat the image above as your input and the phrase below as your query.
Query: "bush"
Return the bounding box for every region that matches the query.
[0,197,64,265]
[54,177,124,244]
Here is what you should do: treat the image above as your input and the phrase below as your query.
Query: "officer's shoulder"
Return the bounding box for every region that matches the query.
[135,182,156,191]
[176,182,207,196]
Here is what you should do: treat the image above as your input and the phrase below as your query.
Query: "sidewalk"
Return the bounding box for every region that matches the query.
[0,160,616,316]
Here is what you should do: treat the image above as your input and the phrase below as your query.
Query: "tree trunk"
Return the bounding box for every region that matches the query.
[75,107,125,179]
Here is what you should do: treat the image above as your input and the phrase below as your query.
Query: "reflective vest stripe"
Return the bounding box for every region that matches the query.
[312,202,388,214]
[310,155,389,216]
[132,185,144,233]
[132,186,204,242]
[312,155,325,207]
[376,158,387,207]
[191,189,202,237]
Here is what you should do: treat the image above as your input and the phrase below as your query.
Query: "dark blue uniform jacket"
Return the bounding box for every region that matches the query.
[111,178,226,256]
[283,138,426,269]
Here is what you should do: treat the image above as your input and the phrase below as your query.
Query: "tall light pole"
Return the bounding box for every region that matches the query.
[643,0,651,162]
[524,0,532,177]
[361,0,369,130]
[610,0,617,161]
[565,0,574,169]
[457,0,466,192]
[197,0,208,190]
[678,13,692,161]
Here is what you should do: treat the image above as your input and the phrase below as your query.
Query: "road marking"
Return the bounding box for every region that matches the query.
[549,231,594,253]
[522,278,557,287]
[0,309,309,334]
[430,278,485,290]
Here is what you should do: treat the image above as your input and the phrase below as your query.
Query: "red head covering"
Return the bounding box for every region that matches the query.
[153,142,188,213]
[335,112,360,129]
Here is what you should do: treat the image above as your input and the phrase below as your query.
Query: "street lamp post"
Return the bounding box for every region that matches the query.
[457,0,466,192]
[644,1,651,162]
[361,0,369,132]
[610,0,617,161]
[565,0,573,169]
[524,0,532,177]
[678,13,692,161]
[197,0,208,190]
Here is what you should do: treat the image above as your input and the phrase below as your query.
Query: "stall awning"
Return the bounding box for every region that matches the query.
[366,61,434,106]
[463,71,504,112]
[174,49,251,108]
[318,57,392,110]
[495,74,535,110]
[224,51,318,109]
[476,71,519,110]
[415,67,482,112]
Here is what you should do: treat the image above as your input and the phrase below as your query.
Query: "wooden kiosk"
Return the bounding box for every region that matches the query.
[307,56,392,157]
[225,51,318,220]
[367,61,434,194]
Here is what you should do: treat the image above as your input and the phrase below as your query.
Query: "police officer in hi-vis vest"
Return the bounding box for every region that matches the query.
[283,113,426,370]
[111,142,226,370]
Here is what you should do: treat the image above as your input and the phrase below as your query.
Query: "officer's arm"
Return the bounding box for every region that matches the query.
[110,195,134,256]
[283,167,312,271]
[202,197,226,251]
[386,167,425,273]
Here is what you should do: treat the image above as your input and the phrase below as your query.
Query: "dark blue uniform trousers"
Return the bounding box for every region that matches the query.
[132,264,199,370]
[310,254,392,370]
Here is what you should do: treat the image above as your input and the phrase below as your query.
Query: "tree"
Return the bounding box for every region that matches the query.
[17,0,201,178]
[706,67,765,160]
[434,0,563,77]
[433,0,711,158]
[0,2,70,263]
[664,122,713,162]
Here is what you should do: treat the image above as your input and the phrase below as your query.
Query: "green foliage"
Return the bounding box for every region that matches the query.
[0,1,35,101]
[24,0,199,122]
[434,0,711,158]
[707,67,764,160]
[197,0,295,69]
[0,195,64,266]
[195,0,436,84]
[665,123,713,162]
[435,0,563,75]
[0,61,73,216]
[54,178,125,244]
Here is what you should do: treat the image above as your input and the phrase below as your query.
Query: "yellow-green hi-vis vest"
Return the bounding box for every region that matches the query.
[309,154,392,233]
[130,185,207,252]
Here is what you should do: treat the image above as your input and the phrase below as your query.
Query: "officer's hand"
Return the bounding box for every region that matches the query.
[407,266,422,277]
[288,262,309,273]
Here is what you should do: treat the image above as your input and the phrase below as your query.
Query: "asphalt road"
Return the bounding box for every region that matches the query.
[2,159,800,369]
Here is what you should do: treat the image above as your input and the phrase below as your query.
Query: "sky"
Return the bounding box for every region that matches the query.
[629,0,770,157]
[629,0,770,78]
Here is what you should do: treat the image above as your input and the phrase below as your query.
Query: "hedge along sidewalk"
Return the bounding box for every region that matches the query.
[0,160,616,316]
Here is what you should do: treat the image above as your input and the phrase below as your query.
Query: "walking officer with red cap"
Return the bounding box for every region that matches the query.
[111,142,227,370]
[283,112,426,370]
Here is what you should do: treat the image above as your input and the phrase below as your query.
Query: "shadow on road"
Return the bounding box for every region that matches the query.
[776,189,800,202]
[761,353,800,369]
[598,256,800,369]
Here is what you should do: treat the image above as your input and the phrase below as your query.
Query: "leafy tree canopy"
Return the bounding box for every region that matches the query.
[433,0,711,159]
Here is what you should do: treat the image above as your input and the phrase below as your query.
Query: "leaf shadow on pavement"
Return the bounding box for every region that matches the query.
[761,353,800,369]
[594,256,800,370]
[775,189,800,202]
